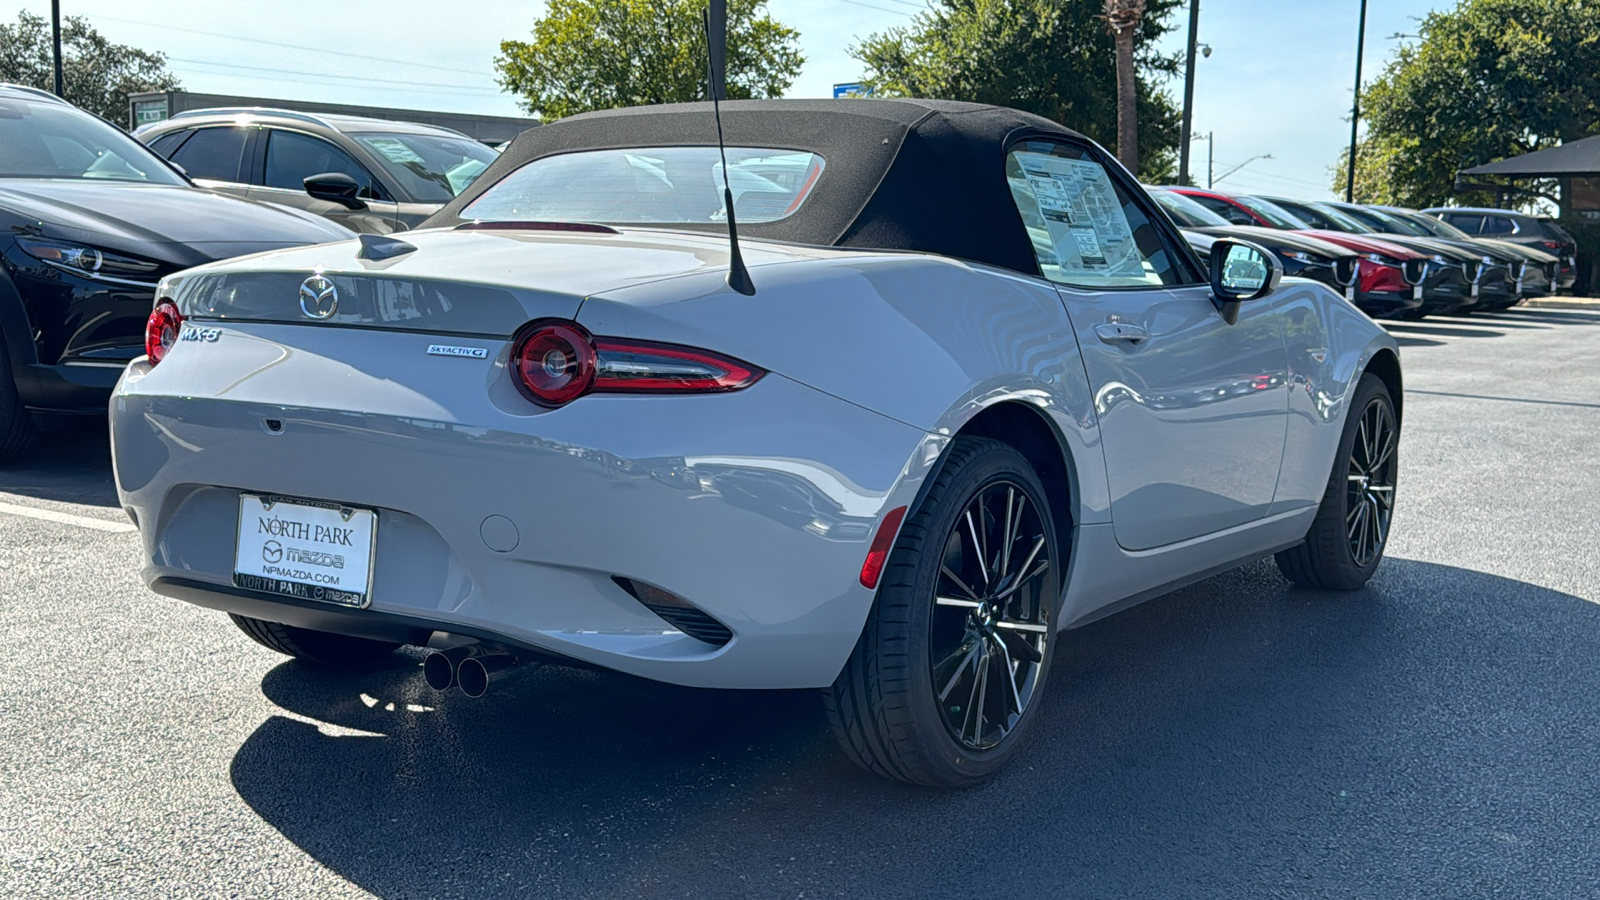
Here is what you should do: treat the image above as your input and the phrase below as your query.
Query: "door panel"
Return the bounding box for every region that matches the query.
[1062,283,1289,550]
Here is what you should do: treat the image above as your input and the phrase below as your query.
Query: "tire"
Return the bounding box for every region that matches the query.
[825,436,1062,788]
[228,614,400,667]
[0,340,36,464]
[1276,373,1398,590]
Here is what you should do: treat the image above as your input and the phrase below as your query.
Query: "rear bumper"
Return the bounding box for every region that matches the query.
[112,351,939,690]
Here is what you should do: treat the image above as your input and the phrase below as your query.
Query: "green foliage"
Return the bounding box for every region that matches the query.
[496,0,804,121]
[0,11,179,124]
[1339,0,1600,209]
[849,0,1183,180]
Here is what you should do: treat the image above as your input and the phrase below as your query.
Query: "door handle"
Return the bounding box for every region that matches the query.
[1094,322,1149,345]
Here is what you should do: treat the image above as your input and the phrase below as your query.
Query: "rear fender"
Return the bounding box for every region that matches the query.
[578,253,1111,524]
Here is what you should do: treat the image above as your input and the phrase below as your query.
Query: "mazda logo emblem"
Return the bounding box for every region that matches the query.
[299,274,339,319]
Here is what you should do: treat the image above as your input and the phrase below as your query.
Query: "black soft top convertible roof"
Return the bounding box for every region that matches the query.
[425,98,1091,276]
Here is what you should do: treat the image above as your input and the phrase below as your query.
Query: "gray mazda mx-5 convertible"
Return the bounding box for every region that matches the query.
[111,99,1401,787]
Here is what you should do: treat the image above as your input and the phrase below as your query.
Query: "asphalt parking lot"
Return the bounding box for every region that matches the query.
[2,305,1599,899]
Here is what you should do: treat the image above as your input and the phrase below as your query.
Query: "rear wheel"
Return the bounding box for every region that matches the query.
[228,614,400,667]
[0,341,36,464]
[1276,373,1398,590]
[826,437,1060,788]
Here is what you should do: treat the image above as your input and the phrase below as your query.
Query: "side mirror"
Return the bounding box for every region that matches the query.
[1210,238,1282,305]
[303,172,367,209]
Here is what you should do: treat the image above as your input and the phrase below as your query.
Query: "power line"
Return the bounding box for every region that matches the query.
[834,0,917,15]
[167,57,503,93]
[92,14,494,77]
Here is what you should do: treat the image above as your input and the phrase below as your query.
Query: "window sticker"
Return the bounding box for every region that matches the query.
[1012,152,1146,280]
[366,138,426,165]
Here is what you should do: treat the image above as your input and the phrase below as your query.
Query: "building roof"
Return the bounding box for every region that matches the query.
[426,99,1094,275]
[1458,135,1600,178]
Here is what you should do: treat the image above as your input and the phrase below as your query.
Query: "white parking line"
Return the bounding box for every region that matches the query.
[0,501,136,533]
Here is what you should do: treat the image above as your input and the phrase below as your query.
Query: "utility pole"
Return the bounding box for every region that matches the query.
[50,0,64,98]
[708,0,727,101]
[1345,0,1368,203]
[1207,131,1214,190]
[1177,0,1201,186]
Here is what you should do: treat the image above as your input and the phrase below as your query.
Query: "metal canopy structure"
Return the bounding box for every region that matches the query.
[1459,135,1600,179]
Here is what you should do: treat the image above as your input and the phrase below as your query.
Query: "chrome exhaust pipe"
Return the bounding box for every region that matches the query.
[422,645,480,691]
[456,653,526,699]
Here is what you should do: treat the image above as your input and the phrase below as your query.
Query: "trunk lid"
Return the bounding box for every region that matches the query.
[163,226,820,337]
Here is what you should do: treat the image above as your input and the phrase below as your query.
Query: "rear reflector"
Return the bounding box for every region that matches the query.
[860,506,908,589]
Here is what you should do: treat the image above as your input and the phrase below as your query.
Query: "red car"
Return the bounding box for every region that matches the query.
[1163,187,1432,318]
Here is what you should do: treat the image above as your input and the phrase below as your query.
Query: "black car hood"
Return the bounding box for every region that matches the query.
[0,179,352,267]
[1192,225,1359,259]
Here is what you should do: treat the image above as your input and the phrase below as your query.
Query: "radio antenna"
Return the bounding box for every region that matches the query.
[702,6,755,295]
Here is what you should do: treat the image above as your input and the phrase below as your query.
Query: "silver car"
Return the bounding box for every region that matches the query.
[135,108,499,234]
[111,99,1402,787]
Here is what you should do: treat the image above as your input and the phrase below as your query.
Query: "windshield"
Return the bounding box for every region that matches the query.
[1300,201,1374,233]
[462,147,827,225]
[353,132,499,204]
[0,97,185,184]
[1400,210,1473,240]
[1235,195,1311,229]
[1150,189,1230,227]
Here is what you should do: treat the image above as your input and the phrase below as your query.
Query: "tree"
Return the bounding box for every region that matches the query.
[496,0,804,121]
[1336,0,1600,209]
[850,0,1183,180]
[1103,0,1146,173]
[0,11,179,124]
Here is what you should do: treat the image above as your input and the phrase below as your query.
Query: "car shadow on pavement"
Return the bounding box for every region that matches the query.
[0,417,118,507]
[1381,323,1507,339]
[229,558,1600,899]
[1489,308,1600,325]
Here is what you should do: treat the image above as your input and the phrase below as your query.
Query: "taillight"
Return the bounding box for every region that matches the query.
[510,320,764,408]
[859,506,908,589]
[1542,241,1562,250]
[145,300,182,365]
[510,321,597,407]
[593,338,762,393]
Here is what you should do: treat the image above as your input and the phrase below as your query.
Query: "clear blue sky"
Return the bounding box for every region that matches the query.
[6,0,1452,200]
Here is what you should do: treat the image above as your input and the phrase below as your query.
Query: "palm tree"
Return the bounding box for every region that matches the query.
[1103,0,1146,173]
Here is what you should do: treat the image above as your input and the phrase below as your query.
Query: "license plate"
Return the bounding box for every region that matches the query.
[1345,284,1356,303]
[1471,282,1480,298]
[234,494,377,608]
[1412,284,1423,300]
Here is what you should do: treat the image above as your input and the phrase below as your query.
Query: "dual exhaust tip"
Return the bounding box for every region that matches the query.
[423,644,526,698]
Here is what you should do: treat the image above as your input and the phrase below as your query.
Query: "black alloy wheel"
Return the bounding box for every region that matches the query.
[1344,394,1397,568]
[930,479,1052,751]
[1276,373,1399,590]
[827,436,1061,788]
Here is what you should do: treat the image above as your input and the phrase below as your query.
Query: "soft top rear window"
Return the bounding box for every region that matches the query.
[461,147,825,226]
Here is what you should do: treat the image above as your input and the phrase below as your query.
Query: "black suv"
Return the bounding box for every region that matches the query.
[135,108,501,234]
[0,84,351,461]
[1424,206,1578,291]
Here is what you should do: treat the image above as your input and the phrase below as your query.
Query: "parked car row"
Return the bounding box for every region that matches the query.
[0,85,505,463]
[1150,184,1568,320]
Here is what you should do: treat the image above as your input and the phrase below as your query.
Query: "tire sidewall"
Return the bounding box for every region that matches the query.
[888,440,1062,784]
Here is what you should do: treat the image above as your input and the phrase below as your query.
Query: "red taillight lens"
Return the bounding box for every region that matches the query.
[511,321,597,407]
[593,338,763,393]
[509,320,764,408]
[860,505,908,589]
[1542,241,1562,250]
[144,300,182,365]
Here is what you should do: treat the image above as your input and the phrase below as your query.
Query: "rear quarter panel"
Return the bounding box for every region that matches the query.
[578,253,1111,524]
